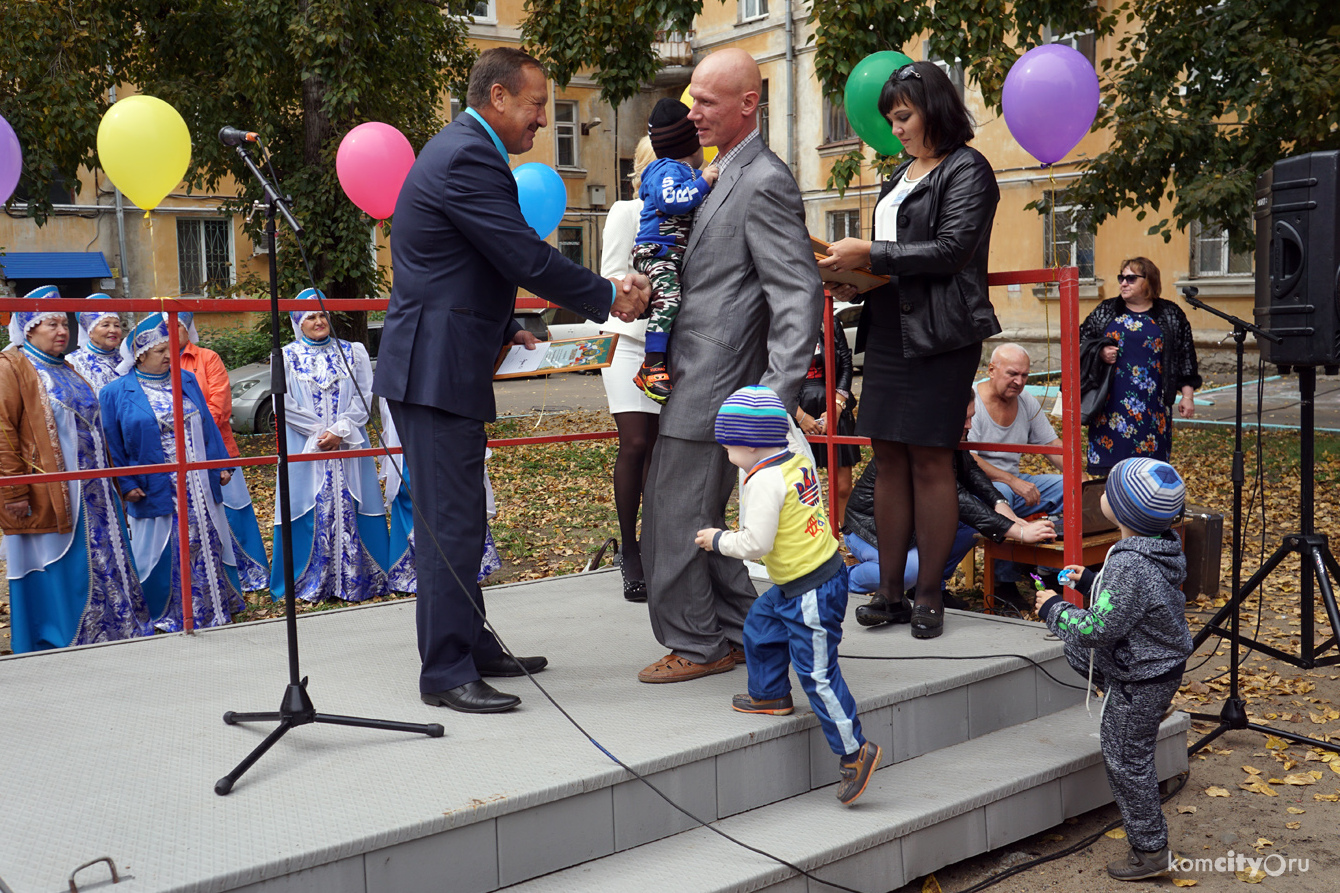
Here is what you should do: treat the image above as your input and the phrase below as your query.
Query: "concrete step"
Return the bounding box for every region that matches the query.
[500,705,1190,893]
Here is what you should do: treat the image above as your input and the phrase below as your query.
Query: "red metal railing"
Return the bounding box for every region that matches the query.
[0,268,1082,636]
[813,267,1083,573]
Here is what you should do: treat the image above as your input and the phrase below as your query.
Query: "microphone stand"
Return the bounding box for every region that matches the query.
[215,141,442,796]
[1180,287,1340,756]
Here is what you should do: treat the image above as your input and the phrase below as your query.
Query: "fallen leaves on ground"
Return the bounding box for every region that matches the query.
[1205,786,1232,797]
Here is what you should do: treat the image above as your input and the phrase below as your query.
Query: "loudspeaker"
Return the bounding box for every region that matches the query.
[1254,150,1340,368]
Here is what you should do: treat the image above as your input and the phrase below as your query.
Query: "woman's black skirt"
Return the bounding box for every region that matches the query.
[855,322,981,448]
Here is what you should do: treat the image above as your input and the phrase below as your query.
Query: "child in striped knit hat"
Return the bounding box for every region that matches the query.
[1034,457,1192,880]
[696,385,882,805]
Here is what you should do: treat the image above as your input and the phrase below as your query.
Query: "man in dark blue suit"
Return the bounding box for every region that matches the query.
[374,47,648,714]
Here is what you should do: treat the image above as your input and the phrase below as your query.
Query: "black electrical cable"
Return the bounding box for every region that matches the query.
[840,651,1092,692]
[952,771,1190,893]
[250,137,1145,891]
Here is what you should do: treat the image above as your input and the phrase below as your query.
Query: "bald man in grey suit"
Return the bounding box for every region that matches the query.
[638,48,824,683]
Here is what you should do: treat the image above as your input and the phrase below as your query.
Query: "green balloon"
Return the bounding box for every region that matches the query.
[844,51,913,156]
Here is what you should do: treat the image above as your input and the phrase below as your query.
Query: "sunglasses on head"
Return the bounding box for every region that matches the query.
[1117,273,1145,284]
[893,64,922,81]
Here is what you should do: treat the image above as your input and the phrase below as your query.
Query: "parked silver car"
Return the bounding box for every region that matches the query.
[228,321,384,434]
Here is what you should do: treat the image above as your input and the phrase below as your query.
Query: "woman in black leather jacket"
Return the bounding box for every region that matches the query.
[820,60,1001,638]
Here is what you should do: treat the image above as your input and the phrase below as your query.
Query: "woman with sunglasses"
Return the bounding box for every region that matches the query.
[820,61,1000,639]
[1078,257,1200,476]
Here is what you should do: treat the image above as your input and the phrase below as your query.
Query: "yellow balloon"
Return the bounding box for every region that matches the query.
[678,85,717,165]
[97,95,191,210]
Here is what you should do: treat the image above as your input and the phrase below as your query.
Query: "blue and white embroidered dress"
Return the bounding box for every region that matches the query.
[4,339,151,652]
[129,369,247,629]
[270,332,389,602]
[378,398,500,593]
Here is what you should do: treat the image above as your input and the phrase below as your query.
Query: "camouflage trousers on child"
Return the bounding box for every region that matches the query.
[632,241,687,337]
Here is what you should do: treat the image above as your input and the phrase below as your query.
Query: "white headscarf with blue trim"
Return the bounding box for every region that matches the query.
[76,292,133,369]
[159,310,199,345]
[289,288,327,341]
[7,285,67,348]
[118,315,172,375]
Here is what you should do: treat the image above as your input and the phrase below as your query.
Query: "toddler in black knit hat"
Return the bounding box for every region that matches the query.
[630,97,720,403]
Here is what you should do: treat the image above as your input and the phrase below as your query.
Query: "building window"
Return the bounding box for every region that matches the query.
[467,1,495,22]
[926,41,966,103]
[827,209,862,242]
[619,157,636,202]
[740,0,768,21]
[449,97,463,120]
[558,225,584,267]
[758,79,770,148]
[823,95,854,145]
[1191,221,1253,277]
[555,100,579,169]
[177,219,233,295]
[1042,23,1097,67]
[1042,193,1095,280]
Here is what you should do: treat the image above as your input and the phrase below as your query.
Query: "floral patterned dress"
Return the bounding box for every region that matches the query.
[1086,310,1171,474]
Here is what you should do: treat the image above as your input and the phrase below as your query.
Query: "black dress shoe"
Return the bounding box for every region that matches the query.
[475,654,548,677]
[910,605,944,639]
[421,680,520,713]
[855,595,913,627]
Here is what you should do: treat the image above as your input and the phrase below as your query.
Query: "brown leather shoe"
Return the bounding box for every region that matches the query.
[728,644,746,666]
[638,653,736,684]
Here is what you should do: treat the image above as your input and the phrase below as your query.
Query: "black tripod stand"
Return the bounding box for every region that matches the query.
[1182,287,1340,756]
[214,138,442,796]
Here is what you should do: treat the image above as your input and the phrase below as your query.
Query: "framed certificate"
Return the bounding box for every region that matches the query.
[494,333,620,379]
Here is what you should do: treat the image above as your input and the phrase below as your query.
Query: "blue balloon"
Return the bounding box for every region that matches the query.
[513,162,567,239]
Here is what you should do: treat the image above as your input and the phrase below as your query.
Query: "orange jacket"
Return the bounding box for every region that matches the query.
[180,342,240,457]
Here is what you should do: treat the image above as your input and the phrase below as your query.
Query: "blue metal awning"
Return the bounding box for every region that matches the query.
[0,251,113,279]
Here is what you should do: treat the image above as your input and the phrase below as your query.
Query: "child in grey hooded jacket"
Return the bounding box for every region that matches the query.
[1034,457,1192,882]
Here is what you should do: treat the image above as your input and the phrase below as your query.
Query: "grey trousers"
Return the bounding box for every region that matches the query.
[643,434,755,664]
[1068,644,1179,854]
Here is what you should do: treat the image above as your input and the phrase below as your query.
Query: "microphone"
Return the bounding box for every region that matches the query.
[218,126,259,147]
[1180,285,1199,299]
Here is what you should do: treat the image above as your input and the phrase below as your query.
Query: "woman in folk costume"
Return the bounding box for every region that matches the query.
[99,315,246,631]
[166,311,270,591]
[65,293,132,394]
[378,397,501,594]
[269,290,389,602]
[0,287,152,652]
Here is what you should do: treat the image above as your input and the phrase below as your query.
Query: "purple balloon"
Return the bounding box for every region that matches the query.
[0,114,20,204]
[1002,44,1100,165]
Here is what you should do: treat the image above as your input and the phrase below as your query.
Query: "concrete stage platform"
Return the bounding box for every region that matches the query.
[0,570,1187,893]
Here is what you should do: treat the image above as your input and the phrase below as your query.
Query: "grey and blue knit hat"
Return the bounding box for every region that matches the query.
[1105,458,1184,536]
[715,385,789,448]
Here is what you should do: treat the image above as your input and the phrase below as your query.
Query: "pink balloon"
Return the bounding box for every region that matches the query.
[336,122,416,220]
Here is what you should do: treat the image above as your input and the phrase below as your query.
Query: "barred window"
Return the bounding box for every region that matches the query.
[824,96,854,144]
[1191,221,1253,277]
[1042,193,1095,280]
[558,225,583,267]
[177,219,233,295]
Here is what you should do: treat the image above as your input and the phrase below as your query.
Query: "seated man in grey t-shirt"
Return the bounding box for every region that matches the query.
[969,343,1065,596]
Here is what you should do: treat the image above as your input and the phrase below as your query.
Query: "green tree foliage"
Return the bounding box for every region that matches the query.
[1061,0,1340,251]
[0,0,477,336]
[520,0,701,107]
